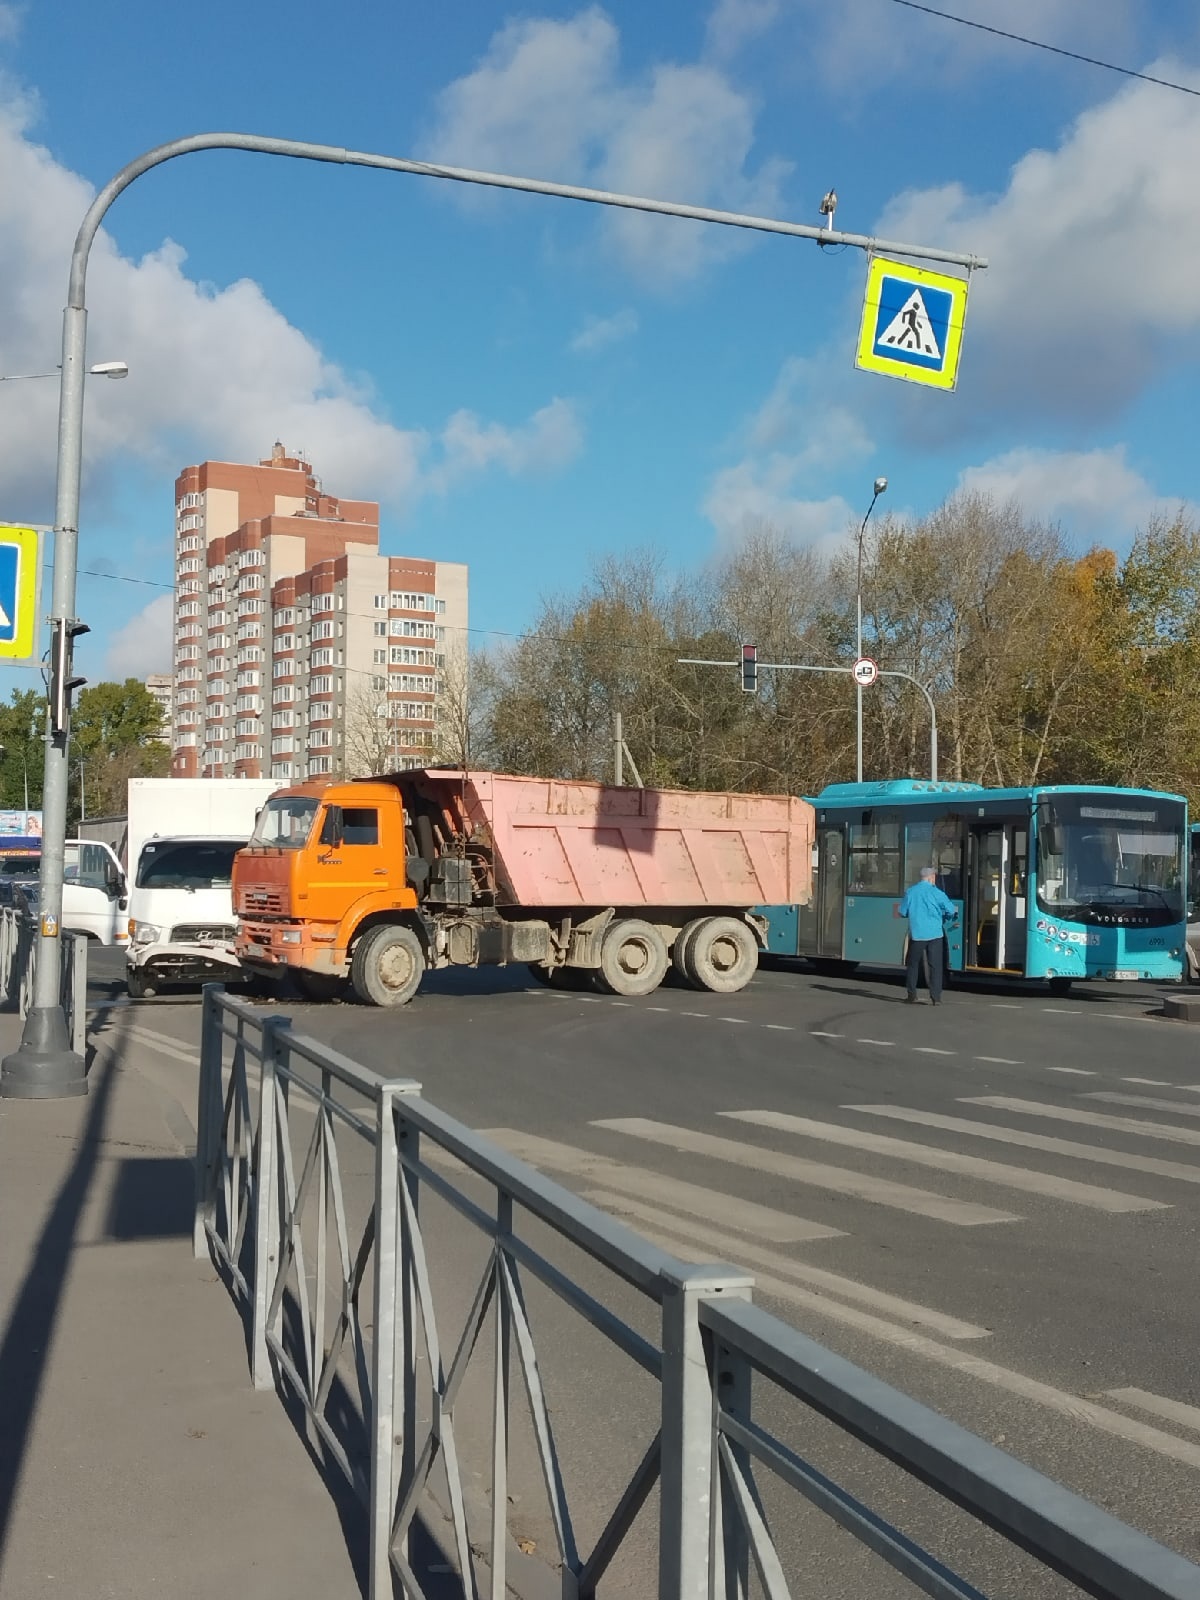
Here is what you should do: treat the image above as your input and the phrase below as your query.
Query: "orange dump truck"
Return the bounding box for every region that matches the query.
[233,769,814,1006]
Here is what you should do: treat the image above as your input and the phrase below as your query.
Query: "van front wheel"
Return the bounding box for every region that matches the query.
[350,924,425,1007]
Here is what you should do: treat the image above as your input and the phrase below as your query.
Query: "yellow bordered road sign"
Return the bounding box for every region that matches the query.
[856,255,970,391]
[0,526,43,662]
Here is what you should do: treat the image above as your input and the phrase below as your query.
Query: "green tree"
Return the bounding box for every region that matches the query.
[70,679,171,826]
[0,689,46,810]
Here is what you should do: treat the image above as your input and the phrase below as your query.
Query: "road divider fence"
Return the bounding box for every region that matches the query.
[193,984,1200,1600]
[0,904,87,1054]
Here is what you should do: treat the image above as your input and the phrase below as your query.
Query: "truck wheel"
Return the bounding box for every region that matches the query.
[350,924,425,1007]
[597,919,669,997]
[126,970,155,1000]
[298,971,346,1002]
[669,919,707,989]
[686,917,758,994]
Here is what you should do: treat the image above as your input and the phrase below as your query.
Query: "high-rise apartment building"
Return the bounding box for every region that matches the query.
[169,445,468,781]
[143,674,173,742]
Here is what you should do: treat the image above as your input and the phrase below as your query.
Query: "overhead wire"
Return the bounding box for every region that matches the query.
[887,0,1200,99]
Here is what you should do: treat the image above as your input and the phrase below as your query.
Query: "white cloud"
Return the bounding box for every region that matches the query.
[956,445,1195,543]
[764,1,1139,94]
[104,593,173,679]
[427,398,583,491]
[422,8,790,285]
[0,6,22,45]
[0,101,583,527]
[569,307,638,353]
[705,0,782,59]
[875,66,1200,422]
[704,356,874,546]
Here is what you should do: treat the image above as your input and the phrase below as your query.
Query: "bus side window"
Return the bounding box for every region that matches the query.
[932,815,963,900]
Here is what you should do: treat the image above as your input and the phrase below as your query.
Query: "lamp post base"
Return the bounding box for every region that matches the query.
[0,1005,87,1099]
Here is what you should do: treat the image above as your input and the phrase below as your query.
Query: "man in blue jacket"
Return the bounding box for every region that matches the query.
[899,866,957,1005]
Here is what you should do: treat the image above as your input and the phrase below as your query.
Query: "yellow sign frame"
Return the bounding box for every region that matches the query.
[856,256,969,392]
[0,526,43,662]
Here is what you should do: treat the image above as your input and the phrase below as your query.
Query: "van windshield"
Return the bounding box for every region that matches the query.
[250,796,319,848]
[136,841,243,891]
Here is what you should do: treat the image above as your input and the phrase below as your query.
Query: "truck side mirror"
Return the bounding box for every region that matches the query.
[319,805,344,848]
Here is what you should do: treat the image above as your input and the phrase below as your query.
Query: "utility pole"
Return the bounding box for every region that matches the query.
[856,477,888,783]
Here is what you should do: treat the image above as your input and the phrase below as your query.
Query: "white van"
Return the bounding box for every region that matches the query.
[0,841,128,945]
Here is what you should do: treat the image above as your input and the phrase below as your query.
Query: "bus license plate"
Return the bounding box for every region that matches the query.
[1112,969,1139,981]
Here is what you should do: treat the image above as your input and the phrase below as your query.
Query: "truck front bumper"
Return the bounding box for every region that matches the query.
[237,918,346,976]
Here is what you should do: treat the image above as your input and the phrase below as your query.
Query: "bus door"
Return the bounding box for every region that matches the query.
[967,822,1028,971]
[816,825,847,959]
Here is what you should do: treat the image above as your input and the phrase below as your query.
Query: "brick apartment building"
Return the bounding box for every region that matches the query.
[169,444,468,781]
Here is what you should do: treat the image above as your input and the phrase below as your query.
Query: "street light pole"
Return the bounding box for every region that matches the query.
[856,476,887,784]
[0,132,983,1102]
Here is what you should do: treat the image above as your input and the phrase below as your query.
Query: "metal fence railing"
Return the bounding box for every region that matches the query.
[0,905,87,1055]
[193,985,1200,1600]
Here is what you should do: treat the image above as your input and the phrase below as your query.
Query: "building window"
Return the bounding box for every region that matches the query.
[372,648,387,664]
[270,762,294,780]
[271,710,294,729]
[373,621,387,637]
[312,592,334,613]
[374,594,388,609]
[178,557,201,574]
[275,633,295,652]
[308,756,332,775]
[238,549,264,569]
[273,683,295,703]
[273,607,295,627]
[311,619,334,641]
[273,659,293,679]
[310,728,333,748]
[310,675,334,695]
[310,648,334,668]
[390,591,435,612]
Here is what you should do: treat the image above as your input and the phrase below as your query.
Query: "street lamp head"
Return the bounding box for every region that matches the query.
[873,476,888,497]
[88,361,128,379]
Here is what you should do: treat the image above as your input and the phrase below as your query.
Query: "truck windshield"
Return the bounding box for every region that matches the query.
[136,841,243,891]
[1036,794,1185,927]
[250,797,319,848]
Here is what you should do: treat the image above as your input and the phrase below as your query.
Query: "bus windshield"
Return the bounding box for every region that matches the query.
[249,796,320,849]
[1036,794,1185,925]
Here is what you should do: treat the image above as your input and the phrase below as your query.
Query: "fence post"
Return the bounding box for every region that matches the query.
[193,985,223,1259]
[658,1267,754,1600]
[369,1083,404,1600]
[711,1332,753,1598]
[250,1015,283,1390]
[69,933,87,1055]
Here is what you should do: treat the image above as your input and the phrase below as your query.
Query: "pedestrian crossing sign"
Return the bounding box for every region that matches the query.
[856,255,970,391]
[0,526,42,662]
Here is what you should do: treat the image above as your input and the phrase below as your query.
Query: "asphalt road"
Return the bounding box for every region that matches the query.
[91,949,1200,1593]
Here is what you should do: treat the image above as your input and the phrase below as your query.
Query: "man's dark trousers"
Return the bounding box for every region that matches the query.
[906,937,944,1002]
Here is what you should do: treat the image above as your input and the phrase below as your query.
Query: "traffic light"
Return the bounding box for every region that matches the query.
[49,618,90,735]
[740,642,758,694]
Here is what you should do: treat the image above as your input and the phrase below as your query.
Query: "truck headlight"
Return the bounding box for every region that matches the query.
[131,921,161,945]
[280,929,302,945]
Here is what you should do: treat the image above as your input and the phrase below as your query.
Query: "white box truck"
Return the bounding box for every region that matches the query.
[125,777,278,998]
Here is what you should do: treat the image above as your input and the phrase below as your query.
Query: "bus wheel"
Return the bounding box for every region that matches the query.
[350,924,425,1007]
[1048,976,1074,996]
[686,917,758,994]
[597,919,669,997]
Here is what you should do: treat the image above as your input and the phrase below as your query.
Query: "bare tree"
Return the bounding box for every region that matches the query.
[341,681,395,777]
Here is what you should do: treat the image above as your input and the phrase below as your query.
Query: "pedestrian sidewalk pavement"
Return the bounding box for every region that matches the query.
[0,1003,366,1600]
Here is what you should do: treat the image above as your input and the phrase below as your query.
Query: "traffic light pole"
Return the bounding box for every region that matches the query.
[677,656,938,783]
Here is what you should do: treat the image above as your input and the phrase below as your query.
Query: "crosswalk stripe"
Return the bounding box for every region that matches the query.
[481,1129,844,1243]
[965,1097,1200,1148]
[585,1193,990,1340]
[849,1105,1200,1186]
[722,1110,1163,1214]
[1084,1092,1200,1118]
[112,1022,199,1065]
[592,1118,1019,1227]
[1103,1388,1200,1437]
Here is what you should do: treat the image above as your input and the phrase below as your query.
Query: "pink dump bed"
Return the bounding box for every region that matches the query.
[415,771,814,909]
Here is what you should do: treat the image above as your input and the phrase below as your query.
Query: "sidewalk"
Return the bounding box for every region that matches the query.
[0,1005,365,1600]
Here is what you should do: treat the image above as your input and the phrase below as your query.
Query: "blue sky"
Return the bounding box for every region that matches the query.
[2,0,1200,693]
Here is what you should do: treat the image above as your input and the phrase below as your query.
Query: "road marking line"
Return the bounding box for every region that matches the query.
[1103,1388,1200,1437]
[1086,1091,1200,1117]
[975,1056,1020,1065]
[991,1003,1021,1009]
[610,1001,632,1007]
[593,1118,1019,1227]
[856,1039,895,1047]
[912,1046,954,1055]
[110,1022,198,1065]
[578,996,602,1002]
[1048,1067,1095,1076]
[600,1201,988,1339]
[964,1097,1200,1147]
[720,1017,750,1025]
[810,1030,842,1038]
[724,1110,1163,1214]
[764,1024,794,1031]
[645,1007,671,1013]
[1121,1077,1169,1086]
[1043,1007,1077,1015]
[481,1129,843,1243]
[680,1011,708,1018]
[851,1104,1200,1186]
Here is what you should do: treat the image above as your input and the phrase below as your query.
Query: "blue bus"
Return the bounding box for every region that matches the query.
[761,780,1188,992]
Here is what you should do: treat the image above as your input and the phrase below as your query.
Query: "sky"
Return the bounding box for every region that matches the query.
[2,0,1200,694]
